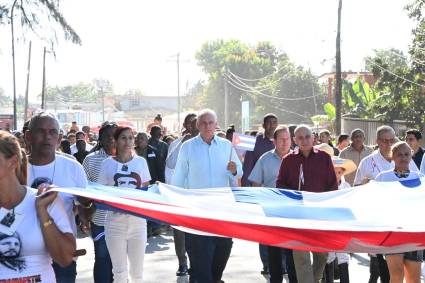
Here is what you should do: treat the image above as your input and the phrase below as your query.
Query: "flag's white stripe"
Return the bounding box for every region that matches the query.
[50,180,425,232]
[238,136,256,143]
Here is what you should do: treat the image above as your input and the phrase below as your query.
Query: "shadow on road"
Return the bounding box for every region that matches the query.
[177,276,190,283]
[146,234,173,254]
[352,253,370,267]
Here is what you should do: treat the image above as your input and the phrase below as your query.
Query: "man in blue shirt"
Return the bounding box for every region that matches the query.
[172,109,242,283]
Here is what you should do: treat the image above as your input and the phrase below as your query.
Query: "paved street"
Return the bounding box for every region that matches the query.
[75,230,373,282]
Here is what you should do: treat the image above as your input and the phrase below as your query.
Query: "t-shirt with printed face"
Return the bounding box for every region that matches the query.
[27,154,88,235]
[0,188,72,282]
[98,155,152,189]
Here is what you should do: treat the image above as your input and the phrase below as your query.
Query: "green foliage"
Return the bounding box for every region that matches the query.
[0,87,12,106]
[324,103,336,119]
[194,39,324,127]
[365,49,408,72]
[44,79,116,105]
[342,78,377,118]
[363,2,425,130]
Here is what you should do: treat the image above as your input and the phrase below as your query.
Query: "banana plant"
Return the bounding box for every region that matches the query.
[342,78,378,118]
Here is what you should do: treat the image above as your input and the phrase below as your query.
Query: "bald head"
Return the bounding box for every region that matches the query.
[294,125,313,153]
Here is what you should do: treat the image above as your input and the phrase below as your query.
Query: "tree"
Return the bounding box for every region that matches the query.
[195,40,325,128]
[43,79,117,107]
[364,0,425,130]
[2,0,81,45]
[342,78,378,118]
[0,88,12,107]
[365,49,409,72]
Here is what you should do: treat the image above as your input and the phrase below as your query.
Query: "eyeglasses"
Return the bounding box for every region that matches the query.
[379,138,396,145]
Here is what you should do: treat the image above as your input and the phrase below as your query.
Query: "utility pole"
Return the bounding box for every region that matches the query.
[101,86,105,121]
[335,0,343,135]
[167,53,188,131]
[177,53,181,130]
[224,66,229,127]
[11,0,18,130]
[24,41,32,122]
[41,47,47,109]
[312,81,317,115]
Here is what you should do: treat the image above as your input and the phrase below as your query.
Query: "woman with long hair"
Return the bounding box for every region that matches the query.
[0,131,75,282]
[98,126,151,283]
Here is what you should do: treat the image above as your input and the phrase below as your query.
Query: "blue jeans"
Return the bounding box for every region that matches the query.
[52,260,76,283]
[91,223,113,283]
[185,233,232,283]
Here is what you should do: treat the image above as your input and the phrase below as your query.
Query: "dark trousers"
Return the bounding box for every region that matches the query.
[173,228,188,266]
[323,261,349,283]
[52,260,77,283]
[91,223,113,283]
[268,246,297,283]
[259,244,269,269]
[368,254,389,283]
[185,233,233,283]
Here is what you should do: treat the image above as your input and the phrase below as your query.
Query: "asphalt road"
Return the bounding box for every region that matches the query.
[75,230,375,282]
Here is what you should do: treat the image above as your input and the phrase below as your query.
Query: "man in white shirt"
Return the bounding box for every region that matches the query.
[354,125,418,186]
[25,112,88,283]
[353,125,418,283]
[172,109,242,283]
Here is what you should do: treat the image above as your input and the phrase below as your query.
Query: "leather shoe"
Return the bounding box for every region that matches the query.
[176,265,188,276]
[261,266,269,275]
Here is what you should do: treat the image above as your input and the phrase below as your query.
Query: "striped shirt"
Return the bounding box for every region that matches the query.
[82,148,110,226]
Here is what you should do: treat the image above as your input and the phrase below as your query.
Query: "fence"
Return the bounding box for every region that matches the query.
[342,117,410,146]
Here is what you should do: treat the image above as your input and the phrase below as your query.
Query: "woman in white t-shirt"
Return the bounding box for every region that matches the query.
[0,131,75,282]
[375,141,423,283]
[98,127,151,283]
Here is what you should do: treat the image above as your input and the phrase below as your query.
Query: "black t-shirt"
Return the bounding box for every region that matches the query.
[74,150,89,165]
[413,147,424,169]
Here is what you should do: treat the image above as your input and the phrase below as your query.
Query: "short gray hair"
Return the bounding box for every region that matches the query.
[350,128,365,140]
[376,125,395,140]
[197,109,217,123]
[294,124,312,136]
[28,111,60,131]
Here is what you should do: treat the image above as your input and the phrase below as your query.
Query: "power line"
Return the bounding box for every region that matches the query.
[226,72,281,93]
[227,64,290,82]
[385,49,425,67]
[227,85,309,120]
[227,69,284,92]
[365,58,425,88]
[225,73,323,101]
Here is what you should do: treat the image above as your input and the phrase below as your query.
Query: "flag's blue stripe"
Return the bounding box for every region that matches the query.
[232,187,355,221]
[399,178,422,188]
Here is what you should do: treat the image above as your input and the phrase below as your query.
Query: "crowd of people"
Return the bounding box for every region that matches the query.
[0,109,424,283]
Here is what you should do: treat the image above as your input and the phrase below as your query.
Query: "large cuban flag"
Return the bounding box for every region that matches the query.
[52,178,425,254]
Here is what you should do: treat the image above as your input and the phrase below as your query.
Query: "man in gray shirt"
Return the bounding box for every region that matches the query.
[249,126,296,283]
